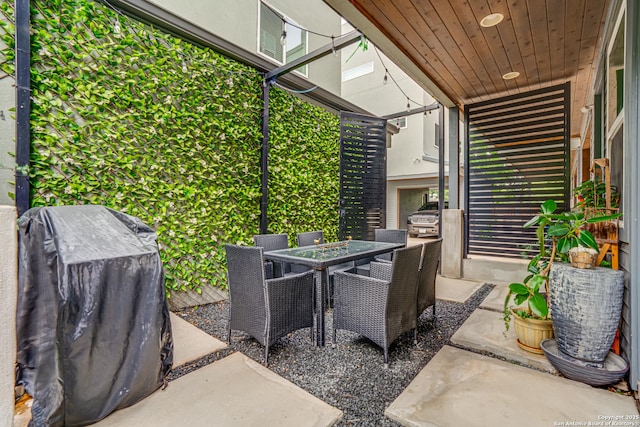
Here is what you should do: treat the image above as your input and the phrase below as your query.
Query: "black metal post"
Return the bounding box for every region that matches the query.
[258,32,362,235]
[382,103,440,120]
[463,104,470,257]
[15,0,30,216]
[264,31,362,81]
[260,79,272,234]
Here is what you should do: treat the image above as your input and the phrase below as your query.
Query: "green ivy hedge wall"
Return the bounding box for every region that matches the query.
[0,0,341,295]
[268,89,340,245]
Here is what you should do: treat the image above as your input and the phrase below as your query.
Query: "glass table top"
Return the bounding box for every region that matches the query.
[264,240,402,267]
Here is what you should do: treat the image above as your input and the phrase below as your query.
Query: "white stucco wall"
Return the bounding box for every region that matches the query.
[148,0,342,94]
[0,206,17,427]
[0,26,15,206]
[386,177,439,229]
[386,107,442,180]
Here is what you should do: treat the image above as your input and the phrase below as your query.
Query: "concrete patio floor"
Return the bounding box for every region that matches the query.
[169,312,227,367]
[386,345,637,427]
[388,281,639,426]
[15,276,639,426]
[14,313,343,427]
[450,307,558,373]
[93,352,343,427]
[92,313,343,426]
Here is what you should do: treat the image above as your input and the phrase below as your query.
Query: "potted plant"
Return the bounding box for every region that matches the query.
[503,273,552,354]
[503,200,620,354]
[573,179,620,211]
[535,199,625,365]
[525,199,619,270]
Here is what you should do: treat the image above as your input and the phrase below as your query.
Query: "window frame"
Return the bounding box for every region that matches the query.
[605,5,626,229]
[389,116,407,129]
[341,61,375,82]
[257,1,309,77]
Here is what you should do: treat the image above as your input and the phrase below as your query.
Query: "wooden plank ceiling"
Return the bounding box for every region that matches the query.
[326,0,610,135]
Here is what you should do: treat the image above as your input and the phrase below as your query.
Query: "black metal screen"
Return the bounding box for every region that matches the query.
[339,111,387,240]
[465,83,571,258]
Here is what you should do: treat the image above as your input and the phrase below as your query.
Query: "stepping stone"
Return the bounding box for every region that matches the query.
[479,281,513,312]
[451,308,556,373]
[436,276,484,303]
[480,282,527,312]
[386,345,637,427]
[170,312,226,367]
[94,352,343,426]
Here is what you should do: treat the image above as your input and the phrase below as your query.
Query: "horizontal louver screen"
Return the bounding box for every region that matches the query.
[340,112,387,241]
[465,83,570,258]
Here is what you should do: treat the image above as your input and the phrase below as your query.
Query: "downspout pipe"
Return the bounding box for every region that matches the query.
[15,0,30,216]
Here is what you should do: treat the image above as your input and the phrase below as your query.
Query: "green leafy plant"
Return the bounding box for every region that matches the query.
[0,0,342,296]
[574,179,620,210]
[525,200,619,264]
[503,273,549,332]
[268,89,340,244]
[503,199,620,331]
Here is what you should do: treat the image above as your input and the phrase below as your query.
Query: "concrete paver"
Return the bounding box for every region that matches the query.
[436,276,484,303]
[93,352,343,427]
[170,312,227,367]
[451,308,557,373]
[386,345,638,427]
[14,314,231,427]
[479,281,513,311]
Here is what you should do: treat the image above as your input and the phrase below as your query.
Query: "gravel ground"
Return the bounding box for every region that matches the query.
[172,283,494,426]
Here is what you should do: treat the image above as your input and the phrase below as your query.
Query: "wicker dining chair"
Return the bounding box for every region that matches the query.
[296,230,324,246]
[253,233,290,278]
[417,238,442,320]
[355,229,408,275]
[374,229,408,261]
[332,244,423,366]
[225,244,314,364]
[296,230,352,306]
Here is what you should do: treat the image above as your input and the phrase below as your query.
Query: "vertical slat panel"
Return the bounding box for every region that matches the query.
[465,83,571,258]
[339,112,387,240]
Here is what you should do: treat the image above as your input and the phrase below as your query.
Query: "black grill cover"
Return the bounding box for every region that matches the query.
[16,205,173,426]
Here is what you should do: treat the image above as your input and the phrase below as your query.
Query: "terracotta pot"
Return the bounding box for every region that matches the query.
[512,308,554,355]
[569,249,598,269]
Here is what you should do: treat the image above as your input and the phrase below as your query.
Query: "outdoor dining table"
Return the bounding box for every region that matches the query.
[264,239,404,346]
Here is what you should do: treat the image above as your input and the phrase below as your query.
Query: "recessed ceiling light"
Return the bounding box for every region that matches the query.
[480,13,504,28]
[502,71,520,80]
